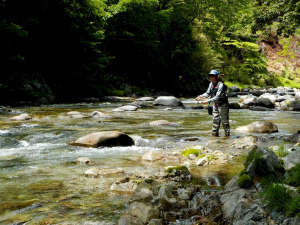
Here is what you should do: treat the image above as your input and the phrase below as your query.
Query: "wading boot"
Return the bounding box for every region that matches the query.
[212,132,219,137]
[225,131,230,137]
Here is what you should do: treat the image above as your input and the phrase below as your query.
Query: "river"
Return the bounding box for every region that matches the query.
[0,98,299,224]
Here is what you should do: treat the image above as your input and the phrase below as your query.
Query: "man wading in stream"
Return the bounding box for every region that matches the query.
[195,70,230,137]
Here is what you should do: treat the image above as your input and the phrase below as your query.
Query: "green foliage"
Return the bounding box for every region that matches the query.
[237,173,253,188]
[181,148,202,157]
[261,181,300,216]
[284,163,300,186]
[263,183,292,212]
[286,196,300,216]
[252,0,300,36]
[271,144,289,158]
[244,147,263,168]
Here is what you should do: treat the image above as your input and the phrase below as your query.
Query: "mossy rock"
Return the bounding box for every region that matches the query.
[181,148,202,157]
[27,179,63,193]
[165,165,190,176]
[237,174,253,188]
[245,147,284,178]
[244,147,263,168]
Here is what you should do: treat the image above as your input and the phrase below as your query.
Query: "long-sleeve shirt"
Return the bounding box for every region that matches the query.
[200,81,227,104]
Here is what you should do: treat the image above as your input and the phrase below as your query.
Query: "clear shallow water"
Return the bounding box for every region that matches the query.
[0,99,300,224]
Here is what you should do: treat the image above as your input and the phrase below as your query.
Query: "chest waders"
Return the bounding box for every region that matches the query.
[210,82,230,137]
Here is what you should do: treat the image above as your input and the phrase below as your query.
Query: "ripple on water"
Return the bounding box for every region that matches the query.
[0,129,10,135]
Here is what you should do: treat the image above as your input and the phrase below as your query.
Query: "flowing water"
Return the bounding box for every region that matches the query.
[0,99,299,224]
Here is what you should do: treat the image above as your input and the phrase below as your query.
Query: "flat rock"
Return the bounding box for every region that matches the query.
[113,105,138,112]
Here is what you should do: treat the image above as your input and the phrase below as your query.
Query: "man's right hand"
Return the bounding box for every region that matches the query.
[195,96,202,101]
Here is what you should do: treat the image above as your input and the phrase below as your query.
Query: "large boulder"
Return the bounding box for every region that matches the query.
[244,147,284,177]
[236,121,278,133]
[256,98,274,108]
[220,176,268,225]
[258,93,277,104]
[10,113,32,121]
[71,131,134,147]
[153,96,183,107]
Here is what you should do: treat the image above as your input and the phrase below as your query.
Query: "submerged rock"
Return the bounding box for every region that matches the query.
[142,151,163,161]
[84,167,99,177]
[110,178,138,193]
[10,113,32,121]
[126,202,160,224]
[149,120,179,127]
[236,121,278,133]
[71,131,134,147]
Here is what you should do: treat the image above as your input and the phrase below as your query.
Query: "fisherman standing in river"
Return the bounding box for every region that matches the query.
[195,70,230,137]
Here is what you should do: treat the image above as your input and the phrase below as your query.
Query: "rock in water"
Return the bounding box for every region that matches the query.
[153,96,183,107]
[149,120,179,127]
[113,105,138,112]
[10,113,32,121]
[236,121,278,133]
[71,131,134,147]
[142,151,163,161]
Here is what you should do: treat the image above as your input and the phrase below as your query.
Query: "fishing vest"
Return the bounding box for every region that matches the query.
[210,81,228,105]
